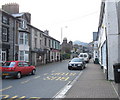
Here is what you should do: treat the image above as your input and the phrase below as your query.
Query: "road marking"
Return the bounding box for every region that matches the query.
[0,95,9,98]
[34,76,41,79]
[7,96,18,100]
[0,86,12,92]
[21,80,30,84]
[53,71,83,98]
[44,73,48,75]
[15,96,26,100]
[69,73,76,76]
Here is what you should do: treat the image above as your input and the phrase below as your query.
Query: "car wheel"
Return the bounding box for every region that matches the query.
[31,69,36,75]
[2,76,6,79]
[16,72,21,79]
[68,66,72,70]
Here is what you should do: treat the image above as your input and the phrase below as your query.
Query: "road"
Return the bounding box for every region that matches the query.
[1,60,83,99]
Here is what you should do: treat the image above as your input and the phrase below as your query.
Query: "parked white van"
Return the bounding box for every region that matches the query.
[78,53,89,63]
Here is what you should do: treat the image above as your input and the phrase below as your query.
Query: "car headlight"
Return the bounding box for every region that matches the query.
[78,64,82,66]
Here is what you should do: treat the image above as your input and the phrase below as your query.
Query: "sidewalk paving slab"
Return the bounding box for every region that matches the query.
[63,62,119,99]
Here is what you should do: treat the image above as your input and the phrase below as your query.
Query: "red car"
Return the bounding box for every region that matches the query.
[0,61,36,79]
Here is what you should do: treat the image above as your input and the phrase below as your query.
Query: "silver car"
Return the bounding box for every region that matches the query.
[68,58,86,70]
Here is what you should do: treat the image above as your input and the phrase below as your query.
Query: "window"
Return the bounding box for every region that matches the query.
[2,16,9,24]
[35,30,37,36]
[45,38,47,46]
[19,20,27,29]
[2,62,16,67]
[19,33,24,44]
[49,40,51,47]
[2,27,8,42]
[2,51,6,62]
[25,33,28,45]
[19,33,28,45]
[40,33,42,37]
[23,62,29,66]
[40,40,41,45]
[20,51,24,61]
[18,62,23,67]
[35,38,37,48]
[25,51,29,62]
[19,51,29,61]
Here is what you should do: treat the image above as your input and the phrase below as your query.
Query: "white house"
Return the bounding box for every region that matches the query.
[98,0,119,80]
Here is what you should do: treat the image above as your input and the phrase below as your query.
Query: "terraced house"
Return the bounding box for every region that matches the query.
[29,25,60,66]
[0,3,60,65]
[0,8,17,62]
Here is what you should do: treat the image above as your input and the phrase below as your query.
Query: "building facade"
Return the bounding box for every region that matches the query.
[1,9,17,62]
[29,25,45,65]
[1,3,61,66]
[93,32,99,62]
[0,10,2,63]
[97,0,119,80]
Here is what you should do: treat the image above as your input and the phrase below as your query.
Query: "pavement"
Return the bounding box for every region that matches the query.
[62,60,120,99]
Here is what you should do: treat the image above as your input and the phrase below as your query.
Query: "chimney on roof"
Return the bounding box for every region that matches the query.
[44,30,49,35]
[2,3,19,14]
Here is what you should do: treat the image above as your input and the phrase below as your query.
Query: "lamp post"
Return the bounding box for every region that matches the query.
[61,26,68,44]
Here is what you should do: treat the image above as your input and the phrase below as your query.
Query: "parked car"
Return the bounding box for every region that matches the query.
[68,58,86,70]
[78,53,89,63]
[0,61,36,79]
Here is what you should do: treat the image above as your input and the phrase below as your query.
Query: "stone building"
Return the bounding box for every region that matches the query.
[61,37,73,54]
[1,3,60,65]
[0,8,17,62]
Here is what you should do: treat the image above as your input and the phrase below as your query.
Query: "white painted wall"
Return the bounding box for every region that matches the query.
[98,1,119,80]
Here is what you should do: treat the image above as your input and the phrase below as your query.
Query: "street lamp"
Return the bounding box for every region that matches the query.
[61,26,68,44]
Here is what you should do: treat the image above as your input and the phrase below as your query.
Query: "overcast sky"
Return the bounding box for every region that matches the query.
[0,0,101,43]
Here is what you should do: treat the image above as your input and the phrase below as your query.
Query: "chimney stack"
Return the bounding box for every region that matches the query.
[2,3,19,14]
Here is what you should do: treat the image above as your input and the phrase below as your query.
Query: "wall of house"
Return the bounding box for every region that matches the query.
[8,17,15,61]
[106,1,119,80]
[98,1,119,80]
[0,10,2,62]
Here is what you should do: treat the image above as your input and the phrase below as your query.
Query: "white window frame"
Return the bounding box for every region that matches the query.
[2,16,9,24]
[19,33,29,45]
[19,33,24,44]
[19,51,24,61]
[19,51,29,62]
[25,33,28,45]
[2,27,8,42]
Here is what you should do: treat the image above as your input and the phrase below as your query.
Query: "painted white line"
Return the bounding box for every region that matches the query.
[21,80,30,84]
[0,86,12,92]
[111,82,120,100]
[53,71,83,98]
[34,76,41,79]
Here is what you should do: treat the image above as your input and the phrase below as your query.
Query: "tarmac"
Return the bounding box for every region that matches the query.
[62,60,120,99]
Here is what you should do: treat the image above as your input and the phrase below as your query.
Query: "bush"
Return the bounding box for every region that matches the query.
[61,53,70,60]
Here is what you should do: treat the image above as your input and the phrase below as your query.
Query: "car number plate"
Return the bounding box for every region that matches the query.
[2,73,9,75]
[72,65,77,68]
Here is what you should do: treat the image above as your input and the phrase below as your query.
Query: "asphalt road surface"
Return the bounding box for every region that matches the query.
[1,60,83,99]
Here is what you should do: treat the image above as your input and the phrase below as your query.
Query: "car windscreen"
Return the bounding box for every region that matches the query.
[71,58,83,62]
[2,62,16,67]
